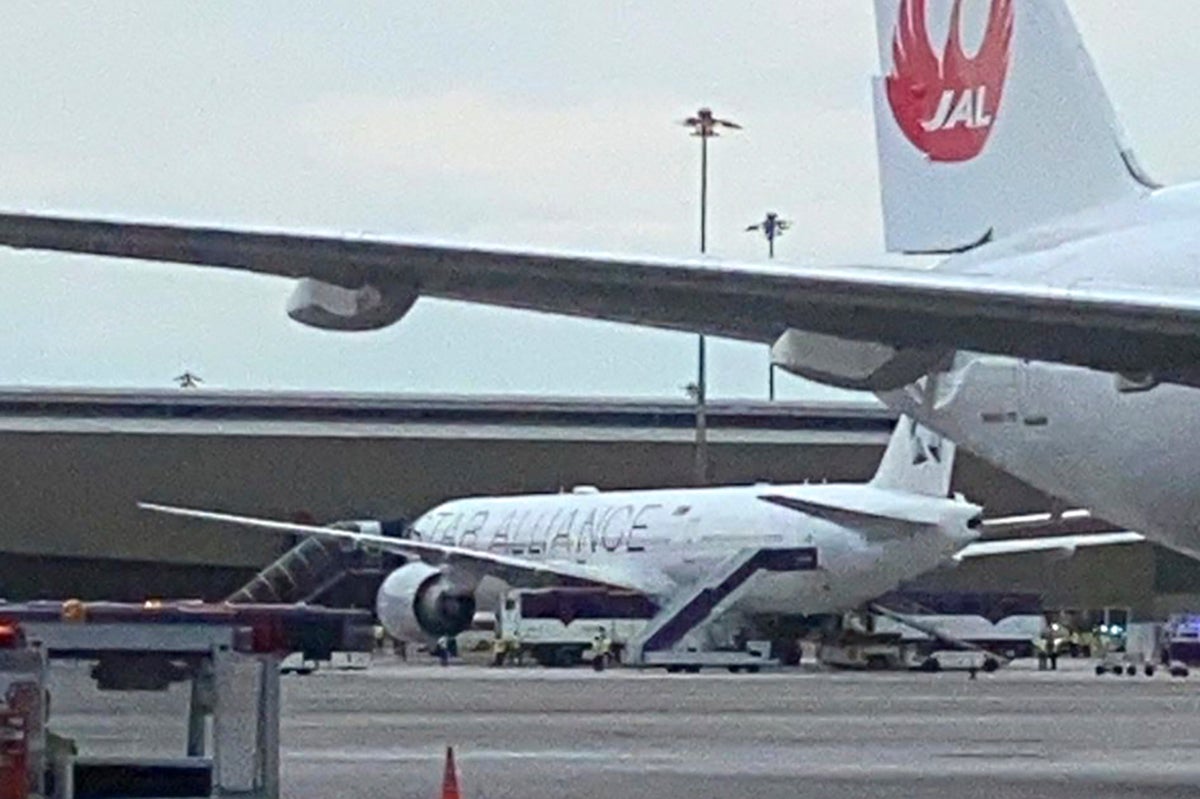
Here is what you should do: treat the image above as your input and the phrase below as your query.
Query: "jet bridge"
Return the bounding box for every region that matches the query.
[625,547,819,670]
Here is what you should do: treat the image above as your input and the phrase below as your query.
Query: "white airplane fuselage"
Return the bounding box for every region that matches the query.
[409,482,978,615]
[877,185,1200,557]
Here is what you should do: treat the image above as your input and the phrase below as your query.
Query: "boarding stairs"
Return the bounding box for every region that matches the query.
[625,546,819,668]
[227,522,403,605]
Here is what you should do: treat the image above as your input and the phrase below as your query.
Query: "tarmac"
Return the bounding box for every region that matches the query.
[47,657,1200,799]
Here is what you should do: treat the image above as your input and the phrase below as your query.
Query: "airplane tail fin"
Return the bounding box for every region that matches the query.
[871,0,1155,253]
[870,415,956,498]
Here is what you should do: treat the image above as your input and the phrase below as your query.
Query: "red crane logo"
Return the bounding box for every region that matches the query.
[886,0,1014,162]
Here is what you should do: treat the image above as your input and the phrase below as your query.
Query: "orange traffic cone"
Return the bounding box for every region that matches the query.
[441,746,461,799]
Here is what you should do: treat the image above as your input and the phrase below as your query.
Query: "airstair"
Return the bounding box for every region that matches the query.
[625,546,819,669]
[227,520,406,605]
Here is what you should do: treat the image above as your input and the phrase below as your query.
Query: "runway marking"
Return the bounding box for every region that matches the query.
[285,748,646,764]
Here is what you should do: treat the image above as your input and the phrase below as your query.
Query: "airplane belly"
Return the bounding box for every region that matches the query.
[732,535,952,616]
[733,571,838,615]
[881,354,1200,556]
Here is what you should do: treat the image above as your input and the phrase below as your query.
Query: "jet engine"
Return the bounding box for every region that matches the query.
[286,278,418,331]
[375,562,477,642]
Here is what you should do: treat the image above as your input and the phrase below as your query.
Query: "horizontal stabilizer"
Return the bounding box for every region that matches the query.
[758,493,942,541]
[954,531,1145,561]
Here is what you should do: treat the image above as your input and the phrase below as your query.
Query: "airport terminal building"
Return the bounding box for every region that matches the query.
[1,387,1196,620]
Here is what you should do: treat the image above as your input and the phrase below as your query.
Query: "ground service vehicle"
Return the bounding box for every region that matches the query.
[499,587,656,667]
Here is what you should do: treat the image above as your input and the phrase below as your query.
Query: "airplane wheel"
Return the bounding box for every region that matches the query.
[1145,664,1156,677]
[745,665,761,674]
[728,666,742,674]
[685,666,701,674]
[1126,665,1137,676]
[553,647,582,668]
[774,640,802,667]
[1094,665,1106,676]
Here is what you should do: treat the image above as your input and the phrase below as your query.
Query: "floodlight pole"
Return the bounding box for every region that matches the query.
[683,108,740,486]
[746,211,792,401]
[697,129,709,487]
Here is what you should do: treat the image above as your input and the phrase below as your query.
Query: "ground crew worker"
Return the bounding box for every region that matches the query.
[592,627,611,672]
[490,634,507,667]
[435,636,450,667]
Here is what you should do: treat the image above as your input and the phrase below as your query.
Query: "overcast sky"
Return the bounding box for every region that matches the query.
[0,1,1194,399]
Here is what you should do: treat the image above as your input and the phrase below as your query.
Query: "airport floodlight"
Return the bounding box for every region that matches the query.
[745,212,792,259]
[682,107,743,140]
[746,211,791,400]
[680,108,742,256]
[680,107,741,487]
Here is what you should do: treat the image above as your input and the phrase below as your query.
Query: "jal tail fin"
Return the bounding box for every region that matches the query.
[870,415,956,497]
[871,0,1156,254]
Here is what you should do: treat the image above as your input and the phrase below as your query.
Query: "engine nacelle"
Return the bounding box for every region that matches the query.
[771,329,951,391]
[286,278,418,331]
[375,562,476,642]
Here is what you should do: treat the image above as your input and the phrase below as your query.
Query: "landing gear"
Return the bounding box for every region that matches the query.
[772,639,802,667]
[531,646,584,668]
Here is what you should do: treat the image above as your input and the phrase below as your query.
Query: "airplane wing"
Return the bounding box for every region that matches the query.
[3,213,1200,379]
[953,531,1146,561]
[139,502,671,596]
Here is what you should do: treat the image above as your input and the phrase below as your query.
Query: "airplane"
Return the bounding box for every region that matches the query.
[140,417,1140,661]
[2,1,1200,556]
